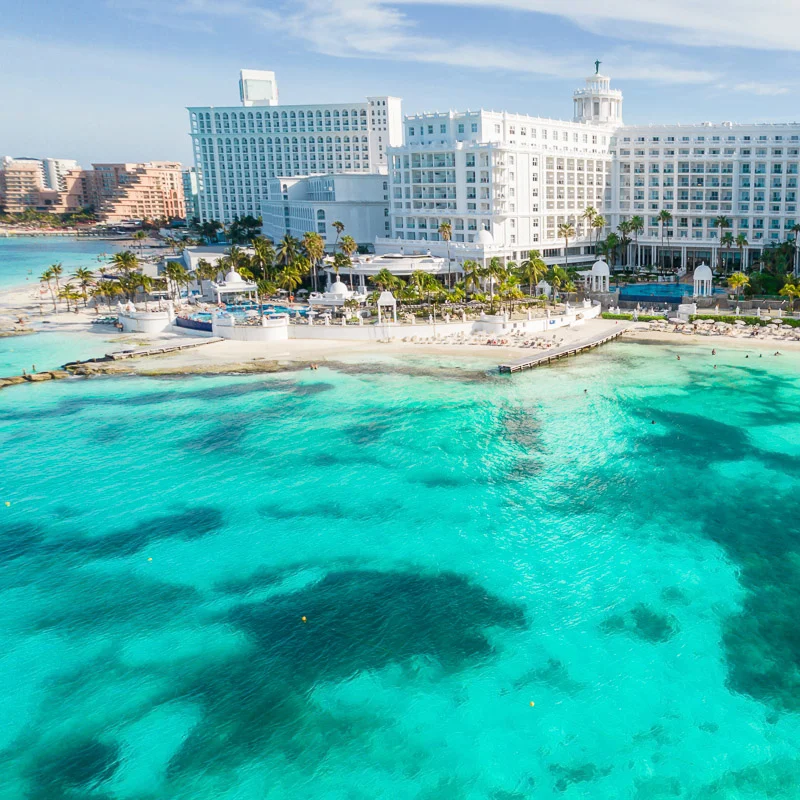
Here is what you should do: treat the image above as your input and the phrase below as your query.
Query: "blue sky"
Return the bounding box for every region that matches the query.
[1,0,798,167]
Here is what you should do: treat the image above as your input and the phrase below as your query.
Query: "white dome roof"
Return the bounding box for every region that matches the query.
[694,263,713,280]
[591,259,610,276]
[330,279,348,295]
[476,228,494,245]
[225,269,244,283]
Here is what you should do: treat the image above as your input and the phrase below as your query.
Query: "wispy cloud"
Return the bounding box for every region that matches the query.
[115,0,720,86]
[731,81,790,96]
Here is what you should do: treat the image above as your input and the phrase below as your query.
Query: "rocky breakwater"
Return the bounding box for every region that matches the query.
[0,370,71,389]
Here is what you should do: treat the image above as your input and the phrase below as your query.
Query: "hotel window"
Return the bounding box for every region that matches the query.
[495,124,501,134]
[458,124,464,134]
[471,123,478,133]
[408,127,415,136]
[440,124,446,133]
[427,125,433,134]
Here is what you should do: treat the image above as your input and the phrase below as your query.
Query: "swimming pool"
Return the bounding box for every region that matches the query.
[617,283,727,304]
[191,304,308,322]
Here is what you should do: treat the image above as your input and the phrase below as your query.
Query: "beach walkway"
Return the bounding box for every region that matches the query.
[498,327,627,373]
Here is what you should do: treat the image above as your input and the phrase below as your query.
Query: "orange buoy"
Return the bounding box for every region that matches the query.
[301,616,307,623]
[530,702,535,707]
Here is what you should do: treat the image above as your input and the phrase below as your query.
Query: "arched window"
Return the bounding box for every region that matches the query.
[317,209,326,220]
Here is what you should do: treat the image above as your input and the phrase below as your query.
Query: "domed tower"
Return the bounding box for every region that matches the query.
[573,62,623,125]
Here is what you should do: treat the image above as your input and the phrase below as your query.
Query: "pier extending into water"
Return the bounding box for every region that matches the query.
[498,328,627,374]
[64,337,224,368]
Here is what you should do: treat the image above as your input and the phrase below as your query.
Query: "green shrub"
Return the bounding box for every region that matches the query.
[601,312,665,322]
[689,314,800,328]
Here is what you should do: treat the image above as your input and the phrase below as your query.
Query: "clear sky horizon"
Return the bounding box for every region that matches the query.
[2,0,799,168]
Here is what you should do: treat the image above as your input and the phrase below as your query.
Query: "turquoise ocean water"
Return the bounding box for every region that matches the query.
[0,236,118,290]
[0,237,125,374]
[2,343,800,798]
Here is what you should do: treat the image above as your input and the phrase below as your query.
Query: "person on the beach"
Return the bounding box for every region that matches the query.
[712,349,716,356]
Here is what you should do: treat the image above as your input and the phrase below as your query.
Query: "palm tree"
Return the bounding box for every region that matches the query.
[277,233,301,266]
[93,280,121,310]
[251,237,277,281]
[713,216,731,272]
[39,268,56,311]
[720,232,734,275]
[438,221,453,287]
[72,267,95,307]
[132,230,147,258]
[332,221,345,254]
[200,220,223,244]
[480,257,507,307]
[302,231,325,291]
[371,268,403,292]
[58,283,82,313]
[332,251,350,279]
[410,270,440,305]
[276,264,304,294]
[728,271,749,302]
[164,262,189,302]
[462,260,482,295]
[518,250,547,296]
[340,235,358,289]
[617,221,632,270]
[779,280,799,312]
[630,215,644,271]
[557,221,576,272]
[592,215,606,249]
[110,250,138,276]
[657,210,673,273]
[791,224,800,276]
[736,233,749,273]
[49,262,64,297]
[581,206,597,240]
[547,266,568,303]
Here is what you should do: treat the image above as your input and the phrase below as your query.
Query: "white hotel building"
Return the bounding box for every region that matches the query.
[608,122,800,271]
[188,70,402,224]
[379,70,800,272]
[378,72,619,266]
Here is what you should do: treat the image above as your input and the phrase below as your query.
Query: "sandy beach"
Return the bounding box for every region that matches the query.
[2,275,799,383]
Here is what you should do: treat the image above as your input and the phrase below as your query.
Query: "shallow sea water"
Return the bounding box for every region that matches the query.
[2,342,800,799]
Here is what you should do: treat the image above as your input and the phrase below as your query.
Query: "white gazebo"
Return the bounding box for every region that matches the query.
[308,278,366,308]
[589,258,610,292]
[210,268,257,304]
[376,291,397,324]
[693,263,713,297]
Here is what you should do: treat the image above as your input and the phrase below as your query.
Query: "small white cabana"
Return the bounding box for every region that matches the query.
[693,263,713,297]
[376,291,397,324]
[210,268,257,304]
[589,258,610,292]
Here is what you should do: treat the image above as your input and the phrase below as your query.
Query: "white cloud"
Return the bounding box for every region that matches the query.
[390,0,800,53]
[731,81,790,96]
[130,0,720,85]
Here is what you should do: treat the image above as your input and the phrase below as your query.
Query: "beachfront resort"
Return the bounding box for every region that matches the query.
[9,16,800,797]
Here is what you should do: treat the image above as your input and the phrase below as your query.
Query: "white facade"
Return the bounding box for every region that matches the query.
[261,173,390,247]
[188,70,403,223]
[378,72,617,267]
[608,121,800,270]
